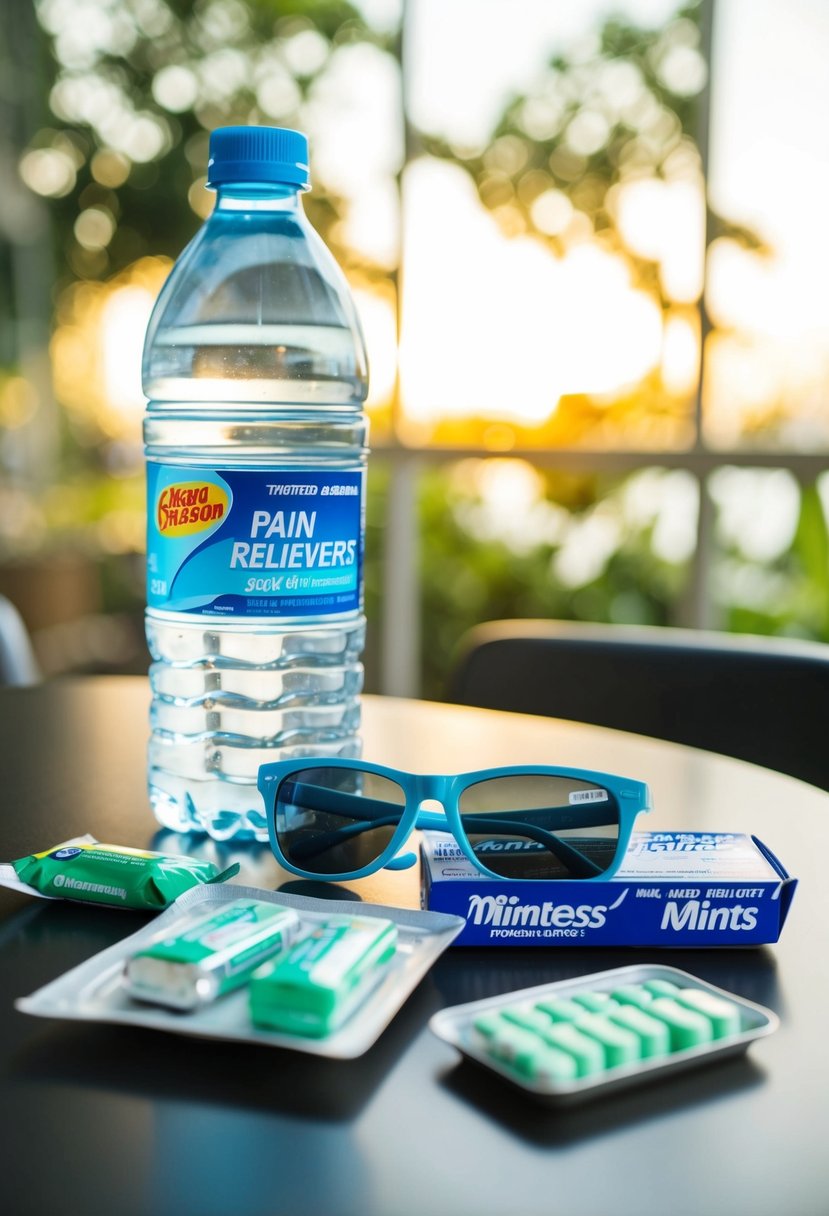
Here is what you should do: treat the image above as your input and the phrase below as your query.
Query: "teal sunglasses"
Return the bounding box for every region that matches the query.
[257,759,651,883]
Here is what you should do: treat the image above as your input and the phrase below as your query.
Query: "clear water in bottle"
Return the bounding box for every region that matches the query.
[142,126,369,842]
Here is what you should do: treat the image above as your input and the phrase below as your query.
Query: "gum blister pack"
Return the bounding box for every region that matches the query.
[429,964,778,1105]
[16,884,464,1059]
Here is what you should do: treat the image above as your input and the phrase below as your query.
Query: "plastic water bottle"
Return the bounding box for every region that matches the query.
[142,125,369,842]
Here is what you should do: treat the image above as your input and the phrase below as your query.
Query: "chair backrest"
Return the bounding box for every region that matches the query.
[447,619,829,792]
[0,595,40,685]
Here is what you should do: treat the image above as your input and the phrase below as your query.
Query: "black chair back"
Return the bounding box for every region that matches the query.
[447,620,829,792]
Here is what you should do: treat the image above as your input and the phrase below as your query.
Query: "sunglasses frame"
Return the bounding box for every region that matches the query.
[257,758,651,883]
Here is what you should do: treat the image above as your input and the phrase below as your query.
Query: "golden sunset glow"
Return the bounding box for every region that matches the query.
[51,257,172,440]
[399,159,668,442]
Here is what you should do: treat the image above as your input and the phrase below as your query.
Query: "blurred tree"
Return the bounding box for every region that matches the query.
[24,0,395,285]
[423,2,766,293]
[417,0,768,450]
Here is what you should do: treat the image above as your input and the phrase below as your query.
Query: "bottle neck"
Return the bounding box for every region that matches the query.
[213,183,302,213]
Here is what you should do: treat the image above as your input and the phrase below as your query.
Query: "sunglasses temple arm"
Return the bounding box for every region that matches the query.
[281,782,403,819]
[403,811,606,879]
[512,804,623,830]
[458,814,604,877]
[286,812,404,863]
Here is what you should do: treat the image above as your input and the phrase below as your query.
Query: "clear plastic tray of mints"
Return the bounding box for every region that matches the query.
[429,964,779,1106]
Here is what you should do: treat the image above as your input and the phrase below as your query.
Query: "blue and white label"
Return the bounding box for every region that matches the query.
[146,465,364,618]
[421,831,795,947]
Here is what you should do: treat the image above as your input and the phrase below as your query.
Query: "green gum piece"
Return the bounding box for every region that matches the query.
[576,1013,641,1068]
[487,1022,550,1078]
[647,997,715,1050]
[675,989,741,1038]
[542,1023,606,1077]
[249,916,397,1037]
[571,991,617,1013]
[535,998,585,1023]
[607,1005,670,1058]
[502,1006,559,1037]
[611,985,653,1010]
[643,979,681,997]
[473,1013,502,1040]
[534,1044,581,1084]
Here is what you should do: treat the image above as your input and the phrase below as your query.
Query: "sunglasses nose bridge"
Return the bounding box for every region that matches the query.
[409,776,454,832]
[415,774,446,805]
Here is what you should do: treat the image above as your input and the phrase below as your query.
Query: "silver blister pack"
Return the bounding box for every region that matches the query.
[17,883,464,1059]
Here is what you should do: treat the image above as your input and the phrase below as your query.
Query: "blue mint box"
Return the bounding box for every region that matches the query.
[420,831,797,947]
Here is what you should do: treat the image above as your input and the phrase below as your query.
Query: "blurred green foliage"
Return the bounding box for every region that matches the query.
[366,459,829,701]
[366,460,691,700]
[723,483,829,643]
[24,0,391,287]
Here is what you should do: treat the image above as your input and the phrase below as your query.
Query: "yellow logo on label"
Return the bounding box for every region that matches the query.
[157,481,228,536]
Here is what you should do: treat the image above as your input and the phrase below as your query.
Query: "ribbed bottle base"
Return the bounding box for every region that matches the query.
[145,613,366,841]
[149,725,363,842]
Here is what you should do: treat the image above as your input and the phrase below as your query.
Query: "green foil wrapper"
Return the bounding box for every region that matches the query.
[5,838,238,910]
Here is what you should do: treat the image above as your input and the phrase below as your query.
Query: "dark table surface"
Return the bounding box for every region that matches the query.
[1,678,827,1216]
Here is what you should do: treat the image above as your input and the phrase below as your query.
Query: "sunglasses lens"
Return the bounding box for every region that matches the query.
[457,774,621,879]
[274,766,406,876]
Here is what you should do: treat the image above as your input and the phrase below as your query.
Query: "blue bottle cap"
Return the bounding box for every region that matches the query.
[206,125,310,189]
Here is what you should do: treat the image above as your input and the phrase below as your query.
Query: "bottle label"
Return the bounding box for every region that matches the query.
[146,466,363,618]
